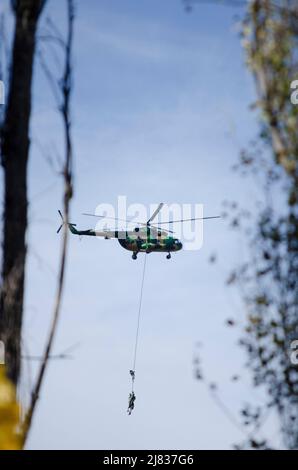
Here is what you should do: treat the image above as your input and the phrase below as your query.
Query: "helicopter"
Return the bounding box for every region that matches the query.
[57,203,220,260]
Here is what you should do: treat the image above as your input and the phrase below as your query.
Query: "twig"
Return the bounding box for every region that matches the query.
[22,0,75,447]
[22,354,73,361]
[22,342,80,361]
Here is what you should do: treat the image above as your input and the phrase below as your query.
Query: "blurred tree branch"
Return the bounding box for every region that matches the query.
[0,0,47,385]
[186,0,298,449]
[236,0,298,449]
[22,0,75,446]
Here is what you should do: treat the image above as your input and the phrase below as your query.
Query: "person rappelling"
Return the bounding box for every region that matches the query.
[127,391,136,415]
[129,370,135,382]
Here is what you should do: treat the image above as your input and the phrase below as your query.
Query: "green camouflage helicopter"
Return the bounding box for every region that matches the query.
[57,203,220,260]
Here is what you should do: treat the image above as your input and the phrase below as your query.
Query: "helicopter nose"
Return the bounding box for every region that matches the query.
[176,241,183,251]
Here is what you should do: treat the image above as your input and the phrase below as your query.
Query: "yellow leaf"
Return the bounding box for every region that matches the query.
[0,366,23,450]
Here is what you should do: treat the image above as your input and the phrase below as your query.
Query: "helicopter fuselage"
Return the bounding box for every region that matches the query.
[118,235,183,254]
[67,223,182,256]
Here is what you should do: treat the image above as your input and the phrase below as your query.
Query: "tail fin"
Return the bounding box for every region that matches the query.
[68,223,79,235]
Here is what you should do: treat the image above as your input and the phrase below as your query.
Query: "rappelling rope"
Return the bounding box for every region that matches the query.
[127,253,147,415]
[132,253,147,375]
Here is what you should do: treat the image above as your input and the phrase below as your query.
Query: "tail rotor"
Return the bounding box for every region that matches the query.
[57,210,64,233]
[57,210,76,234]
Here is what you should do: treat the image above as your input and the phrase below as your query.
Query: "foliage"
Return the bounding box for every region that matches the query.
[230,0,298,449]
[186,0,298,449]
[0,366,22,450]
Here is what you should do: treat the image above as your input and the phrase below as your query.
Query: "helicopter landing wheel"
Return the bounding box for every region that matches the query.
[132,253,138,260]
[166,253,171,260]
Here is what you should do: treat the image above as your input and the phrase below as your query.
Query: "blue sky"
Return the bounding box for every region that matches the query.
[1,0,283,449]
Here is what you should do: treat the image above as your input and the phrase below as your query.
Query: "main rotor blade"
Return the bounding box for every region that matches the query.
[158,216,221,224]
[150,224,174,234]
[57,224,63,234]
[83,213,174,235]
[58,209,64,221]
[147,203,164,225]
[83,213,146,226]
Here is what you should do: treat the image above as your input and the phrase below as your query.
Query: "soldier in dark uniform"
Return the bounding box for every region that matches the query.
[127,391,136,415]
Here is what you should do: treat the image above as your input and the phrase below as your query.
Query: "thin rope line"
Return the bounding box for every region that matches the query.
[132,253,147,373]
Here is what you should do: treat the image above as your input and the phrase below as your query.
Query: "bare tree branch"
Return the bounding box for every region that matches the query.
[22,0,75,447]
